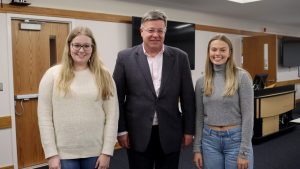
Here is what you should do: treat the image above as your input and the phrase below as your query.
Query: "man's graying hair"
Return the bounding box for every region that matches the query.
[141,10,168,28]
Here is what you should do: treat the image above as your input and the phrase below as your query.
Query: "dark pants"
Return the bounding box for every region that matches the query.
[127,126,180,169]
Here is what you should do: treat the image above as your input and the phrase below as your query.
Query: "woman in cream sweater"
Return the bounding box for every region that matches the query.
[38,26,119,169]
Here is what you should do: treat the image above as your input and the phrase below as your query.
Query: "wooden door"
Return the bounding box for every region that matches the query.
[242,35,277,85]
[11,19,69,168]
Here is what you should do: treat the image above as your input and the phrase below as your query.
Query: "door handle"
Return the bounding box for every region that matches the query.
[15,93,38,100]
[14,94,38,116]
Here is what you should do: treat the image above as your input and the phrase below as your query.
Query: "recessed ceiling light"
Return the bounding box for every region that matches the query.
[227,0,261,4]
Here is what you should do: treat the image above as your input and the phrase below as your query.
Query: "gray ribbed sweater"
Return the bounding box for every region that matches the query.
[193,64,254,159]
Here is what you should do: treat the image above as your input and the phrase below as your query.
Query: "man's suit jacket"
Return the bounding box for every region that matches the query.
[113,44,195,154]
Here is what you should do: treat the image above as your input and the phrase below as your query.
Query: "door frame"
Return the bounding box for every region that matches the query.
[6,13,73,169]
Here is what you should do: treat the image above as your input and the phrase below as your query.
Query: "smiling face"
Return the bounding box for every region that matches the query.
[208,39,231,65]
[140,20,166,54]
[70,34,93,70]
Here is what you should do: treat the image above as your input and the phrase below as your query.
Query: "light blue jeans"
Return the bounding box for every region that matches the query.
[202,125,253,169]
[60,157,98,169]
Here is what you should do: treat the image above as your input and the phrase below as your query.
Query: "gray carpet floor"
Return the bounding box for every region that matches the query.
[36,104,300,169]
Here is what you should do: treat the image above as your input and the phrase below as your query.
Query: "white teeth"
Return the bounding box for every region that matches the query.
[214,57,222,61]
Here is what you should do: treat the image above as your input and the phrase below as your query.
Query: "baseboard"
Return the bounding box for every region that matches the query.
[0,165,14,169]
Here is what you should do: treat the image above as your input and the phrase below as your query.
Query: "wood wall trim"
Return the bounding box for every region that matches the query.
[0,116,12,129]
[196,24,241,34]
[195,24,268,36]
[0,4,131,24]
[0,165,13,169]
[276,79,300,87]
[0,3,273,36]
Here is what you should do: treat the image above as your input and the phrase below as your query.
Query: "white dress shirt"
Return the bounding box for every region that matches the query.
[144,44,164,125]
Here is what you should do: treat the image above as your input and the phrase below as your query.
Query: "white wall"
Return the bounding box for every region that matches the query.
[1,1,300,168]
[277,66,299,81]
[277,65,300,99]
[192,31,243,84]
[72,19,132,73]
[0,13,14,167]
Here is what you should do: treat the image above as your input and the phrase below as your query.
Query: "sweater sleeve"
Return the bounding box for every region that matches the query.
[193,77,205,153]
[101,80,119,156]
[238,71,254,159]
[37,66,58,159]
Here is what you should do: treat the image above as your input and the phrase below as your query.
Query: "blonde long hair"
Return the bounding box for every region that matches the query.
[204,34,238,96]
[57,26,114,100]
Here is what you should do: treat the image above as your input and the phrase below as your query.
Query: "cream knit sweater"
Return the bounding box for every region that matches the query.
[38,65,119,159]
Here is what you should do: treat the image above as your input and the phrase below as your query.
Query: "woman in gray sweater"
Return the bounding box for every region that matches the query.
[193,34,254,169]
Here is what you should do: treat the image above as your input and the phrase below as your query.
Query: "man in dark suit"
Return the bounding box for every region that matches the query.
[113,10,195,169]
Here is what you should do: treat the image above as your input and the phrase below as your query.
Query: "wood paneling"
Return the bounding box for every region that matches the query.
[12,22,48,94]
[0,116,11,129]
[275,81,300,104]
[15,100,46,168]
[242,35,277,85]
[262,116,279,136]
[260,92,294,118]
[243,36,261,77]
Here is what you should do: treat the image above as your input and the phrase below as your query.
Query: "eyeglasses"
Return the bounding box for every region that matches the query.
[143,28,166,35]
[71,43,93,51]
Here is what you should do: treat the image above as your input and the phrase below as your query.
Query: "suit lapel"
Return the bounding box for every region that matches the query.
[135,45,157,97]
[160,46,175,96]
